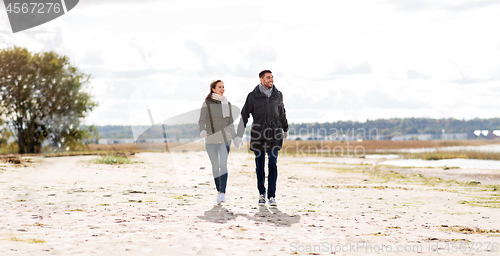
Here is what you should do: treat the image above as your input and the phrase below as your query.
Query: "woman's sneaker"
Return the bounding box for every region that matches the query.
[216,192,222,205]
[220,193,225,203]
[258,195,266,206]
[269,197,277,206]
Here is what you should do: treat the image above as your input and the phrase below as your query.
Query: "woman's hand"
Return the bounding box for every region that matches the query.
[200,130,207,138]
[233,137,245,148]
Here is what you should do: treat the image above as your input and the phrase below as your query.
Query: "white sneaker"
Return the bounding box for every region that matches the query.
[220,193,225,203]
[216,192,222,205]
[269,197,277,206]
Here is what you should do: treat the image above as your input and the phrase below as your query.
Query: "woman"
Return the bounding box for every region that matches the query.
[199,80,236,205]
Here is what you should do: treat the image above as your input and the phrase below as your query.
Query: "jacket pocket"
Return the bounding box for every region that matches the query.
[253,102,266,115]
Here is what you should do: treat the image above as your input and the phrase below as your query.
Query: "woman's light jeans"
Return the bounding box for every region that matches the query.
[205,141,231,193]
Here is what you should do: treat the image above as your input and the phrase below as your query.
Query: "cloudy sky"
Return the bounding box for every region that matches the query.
[1,0,500,126]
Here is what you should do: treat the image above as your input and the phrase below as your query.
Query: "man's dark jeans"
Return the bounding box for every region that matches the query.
[254,150,278,199]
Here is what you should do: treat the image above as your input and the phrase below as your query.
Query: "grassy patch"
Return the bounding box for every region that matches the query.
[170,194,194,200]
[236,227,248,232]
[44,151,126,157]
[458,198,500,208]
[66,208,85,212]
[123,190,146,194]
[336,166,461,187]
[484,184,500,191]
[440,225,500,234]
[425,237,470,242]
[8,237,46,243]
[320,164,471,188]
[91,154,132,165]
[370,232,388,236]
[318,164,500,209]
[284,140,498,151]
[398,150,500,161]
[386,226,401,229]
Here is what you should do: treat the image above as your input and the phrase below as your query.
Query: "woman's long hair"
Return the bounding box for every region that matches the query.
[205,79,223,101]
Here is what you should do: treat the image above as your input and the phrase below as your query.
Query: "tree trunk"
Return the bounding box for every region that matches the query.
[17,126,38,154]
[17,128,26,154]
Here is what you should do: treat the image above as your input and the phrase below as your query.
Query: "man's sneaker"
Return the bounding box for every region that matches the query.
[258,195,266,206]
[216,192,222,205]
[269,197,277,206]
[220,193,225,203]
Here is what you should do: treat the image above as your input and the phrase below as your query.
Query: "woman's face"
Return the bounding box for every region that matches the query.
[212,82,225,96]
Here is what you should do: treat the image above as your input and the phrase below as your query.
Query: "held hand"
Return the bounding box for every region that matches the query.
[200,130,207,138]
[233,137,244,149]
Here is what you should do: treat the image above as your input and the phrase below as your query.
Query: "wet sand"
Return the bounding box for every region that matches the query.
[0,152,499,255]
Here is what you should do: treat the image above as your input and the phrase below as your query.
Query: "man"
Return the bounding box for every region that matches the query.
[234,70,288,206]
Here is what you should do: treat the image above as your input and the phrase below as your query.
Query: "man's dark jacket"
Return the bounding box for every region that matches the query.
[237,85,288,152]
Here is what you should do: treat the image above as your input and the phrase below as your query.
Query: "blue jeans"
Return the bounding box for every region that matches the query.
[205,141,231,193]
[254,150,278,199]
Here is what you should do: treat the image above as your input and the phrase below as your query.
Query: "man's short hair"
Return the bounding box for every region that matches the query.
[259,70,272,78]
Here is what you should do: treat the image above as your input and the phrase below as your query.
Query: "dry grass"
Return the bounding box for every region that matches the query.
[440,225,500,234]
[81,140,500,154]
[78,143,141,152]
[401,150,500,161]
[83,142,206,152]
[3,140,500,159]
[282,140,500,152]
[39,142,206,157]
[70,140,500,159]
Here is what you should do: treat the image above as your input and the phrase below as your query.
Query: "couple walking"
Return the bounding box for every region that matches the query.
[198,70,289,206]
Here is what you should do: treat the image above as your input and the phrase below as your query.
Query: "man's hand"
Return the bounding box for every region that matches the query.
[284,131,288,139]
[200,130,207,138]
[233,137,244,149]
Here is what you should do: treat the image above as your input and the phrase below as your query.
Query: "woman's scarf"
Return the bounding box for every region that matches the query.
[211,93,230,118]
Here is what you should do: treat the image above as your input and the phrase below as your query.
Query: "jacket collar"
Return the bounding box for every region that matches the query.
[254,84,278,98]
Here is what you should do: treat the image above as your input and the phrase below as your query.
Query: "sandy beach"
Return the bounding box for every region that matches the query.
[1,151,499,255]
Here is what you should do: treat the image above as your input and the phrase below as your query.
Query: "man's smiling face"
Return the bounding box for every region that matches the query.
[260,73,274,89]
